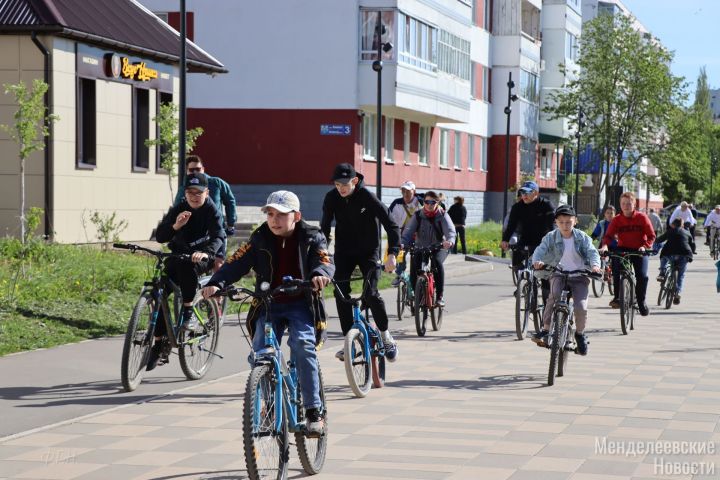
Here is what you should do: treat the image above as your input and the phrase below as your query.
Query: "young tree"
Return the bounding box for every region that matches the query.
[544,14,685,209]
[145,102,203,202]
[1,79,58,243]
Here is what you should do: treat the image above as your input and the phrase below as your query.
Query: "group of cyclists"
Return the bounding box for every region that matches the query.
[145,155,702,439]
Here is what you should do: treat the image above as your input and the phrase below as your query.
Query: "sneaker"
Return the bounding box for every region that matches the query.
[673,295,681,305]
[382,331,398,362]
[391,276,401,287]
[146,343,168,371]
[531,330,549,347]
[305,408,326,438]
[180,308,198,331]
[436,296,446,307]
[609,298,620,309]
[638,301,649,316]
[335,349,344,362]
[575,332,589,356]
[656,274,665,282]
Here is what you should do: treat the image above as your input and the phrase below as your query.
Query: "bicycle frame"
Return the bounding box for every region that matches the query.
[351,297,386,362]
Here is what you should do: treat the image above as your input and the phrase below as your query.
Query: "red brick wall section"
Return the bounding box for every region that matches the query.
[487,135,520,192]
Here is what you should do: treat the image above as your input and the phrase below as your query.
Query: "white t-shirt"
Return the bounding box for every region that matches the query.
[559,237,585,271]
[670,207,696,226]
[705,211,720,228]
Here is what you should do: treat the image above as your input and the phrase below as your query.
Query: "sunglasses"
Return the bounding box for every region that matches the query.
[424,200,438,205]
[188,167,202,173]
[185,190,205,198]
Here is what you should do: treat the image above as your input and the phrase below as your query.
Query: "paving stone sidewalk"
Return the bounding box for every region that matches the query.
[0,252,719,479]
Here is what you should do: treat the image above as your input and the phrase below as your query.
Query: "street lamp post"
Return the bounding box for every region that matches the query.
[372,12,392,201]
[573,107,586,211]
[502,72,518,258]
[178,0,187,190]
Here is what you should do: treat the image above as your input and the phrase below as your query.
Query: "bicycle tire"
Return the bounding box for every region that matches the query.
[591,277,605,298]
[344,328,371,397]
[607,272,614,297]
[396,282,406,321]
[295,366,328,475]
[620,276,632,335]
[532,281,543,334]
[557,312,571,378]
[514,279,531,340]
[121,290,155,392]
[414,278,428,337]
[511,265,519,286]
[548,312,564,386]
[657,280,666,306]
[179,298,221,380]
[243,364,288,480]
[371,341,386,389]
[431,304,443,331]
[664,269,676,310]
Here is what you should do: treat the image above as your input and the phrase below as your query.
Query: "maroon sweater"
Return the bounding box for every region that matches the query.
[272,230,303,303]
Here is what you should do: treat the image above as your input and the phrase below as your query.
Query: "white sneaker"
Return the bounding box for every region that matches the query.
[381,331,398,362]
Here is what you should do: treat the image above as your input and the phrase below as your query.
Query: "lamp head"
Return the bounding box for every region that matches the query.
[372,60,382,72]
[382,42,393,53]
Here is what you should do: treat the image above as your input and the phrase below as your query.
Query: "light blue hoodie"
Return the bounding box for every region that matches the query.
[532,228,601,279]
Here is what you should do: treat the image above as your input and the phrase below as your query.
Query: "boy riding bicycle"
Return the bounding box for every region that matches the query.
[531,205,601,355]
[202,191,334,437]
[655,218,693,305]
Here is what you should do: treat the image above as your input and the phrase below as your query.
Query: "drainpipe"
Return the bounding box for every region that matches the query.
[31,32,53,241]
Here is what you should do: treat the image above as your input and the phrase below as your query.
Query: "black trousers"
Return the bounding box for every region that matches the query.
[410,249,449,298]
[452,226,466,254]
[155,256,212,337]
[334,253,389,335]
[611,254,649,304]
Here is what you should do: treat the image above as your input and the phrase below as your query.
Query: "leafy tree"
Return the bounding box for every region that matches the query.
[544,14,685,209]
[1,79,59,243]
[145,102,203,202]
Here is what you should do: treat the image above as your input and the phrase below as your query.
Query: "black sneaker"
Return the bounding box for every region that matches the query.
[305,408,326,438]
[609,298,620,309]
[575,332,589,356]
[146,343,163,371]
[656,274,665,282]
[531,330,549,347]
[334,349,344,362]
[673,295,680,305]
[638,301,649,316]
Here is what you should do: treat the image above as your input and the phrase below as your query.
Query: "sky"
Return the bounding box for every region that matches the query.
[621,0,718,98]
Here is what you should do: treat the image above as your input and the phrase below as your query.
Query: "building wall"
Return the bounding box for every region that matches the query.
[0,35,47,238]
[50,37,177,243]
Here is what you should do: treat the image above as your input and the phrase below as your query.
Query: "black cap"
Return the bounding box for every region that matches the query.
[554,205,576,218]
[184,172,209,191]
[331,163,356,184]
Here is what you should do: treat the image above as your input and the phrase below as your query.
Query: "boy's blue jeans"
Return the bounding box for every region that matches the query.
[251,300,321,409]
[659,255,689,293]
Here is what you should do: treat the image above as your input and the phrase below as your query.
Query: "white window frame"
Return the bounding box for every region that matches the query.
[439,129,449,168]
[482,65,490,101]
[454,131,462,169]
[384,117,394,163]
[480,137,488,171]
[418,126,430,165]
[403,121,411,164]
[362,113,377,160]
[468,135,475,171]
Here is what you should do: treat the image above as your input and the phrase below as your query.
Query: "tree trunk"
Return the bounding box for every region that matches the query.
[19,145,26,244]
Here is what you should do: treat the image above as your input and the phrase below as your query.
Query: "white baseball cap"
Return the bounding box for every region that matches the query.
[262,190,300,213]
[400,181,416,191]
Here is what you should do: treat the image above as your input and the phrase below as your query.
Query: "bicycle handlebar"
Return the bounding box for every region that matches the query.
[535,265,603,280]
[214,277,316,302]
[113,243,192,262]
[405,242,444,254]
[600,249,654,258]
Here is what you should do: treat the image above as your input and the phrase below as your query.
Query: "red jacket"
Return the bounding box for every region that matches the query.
[603,211,656,250]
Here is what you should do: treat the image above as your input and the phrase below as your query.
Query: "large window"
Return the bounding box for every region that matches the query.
[397,13,436,72]
[403,121,411,164]
[360,10,396,61]
[76,78,96,167]
[480,137,488,171]
[468,135,475,170]
[384,117,394,163]
[439,129,449,168]
[156,92,173,172]
[362,113,377,159]
[540,147,552,178]
[520,137,537,174]
[133,87,150,170]
[565,32,579,62]
[454,131,462,169]
[438,30,471,80]
[482,66,491,101]
[520,70,540,104]
[418,126,430,165]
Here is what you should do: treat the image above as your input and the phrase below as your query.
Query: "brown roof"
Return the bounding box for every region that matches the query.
[0,0,226,73]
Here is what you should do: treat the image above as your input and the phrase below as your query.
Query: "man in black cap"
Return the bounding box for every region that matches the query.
[321,162,401,362]
[149,173,225,370]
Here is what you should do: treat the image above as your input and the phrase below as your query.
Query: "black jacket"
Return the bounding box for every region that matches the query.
[502,196,555,247]
[156,198,225,255]
[656,227,693,258]
[321,173,400,256]
[447,203,467,226]
[207,221,335,346]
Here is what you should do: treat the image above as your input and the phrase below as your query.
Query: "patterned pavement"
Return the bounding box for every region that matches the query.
[0,251,719,479]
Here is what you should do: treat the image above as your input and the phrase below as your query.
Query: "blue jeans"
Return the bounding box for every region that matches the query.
[660,255,689,293]
[251,300,321,409]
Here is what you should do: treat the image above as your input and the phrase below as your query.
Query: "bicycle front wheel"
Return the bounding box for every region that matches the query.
[396,282,407,321]
[591,276,605,298]
[344,328,371,397]
[414,278,429,337]
[557,314,571,378]
[619,277,633,335]
[243,364,288,480]
[548,312,564,387]
[296,366,328,475]
[121,290,155,392]
[664,270,676,310]
[514,278,531,340]
[179,298,221,380]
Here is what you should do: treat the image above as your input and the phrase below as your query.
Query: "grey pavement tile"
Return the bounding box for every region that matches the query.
[538,445,598,459]
[635,402,686,411]
[404,430,502,442]
[0,446,35,461]
[0,460,40,477]
[47,423,111,435]
[503,431,559,444]
[170,453,239,468]
[357,453,460,466]
[659,430,716,441]
[386,441,483,453]
[336,435,393,448]
[562,424,617,436]
[72,464,155,480]
[583,408,633,417]
[53,435,130,449]
[508,470,571,480]
[72,448,141,464]
[578,459,640,476]
[334,466,452,479]
[528,413,577,424]
[159,439,226,453]
[125,415,189,426]
[467,453,532,468]
[619,418,670,429]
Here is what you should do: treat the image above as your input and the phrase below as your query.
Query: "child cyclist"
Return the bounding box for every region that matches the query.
[531,205,601,355]
[202,191,334,437]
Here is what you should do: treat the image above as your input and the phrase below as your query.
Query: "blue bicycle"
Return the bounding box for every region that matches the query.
[218,279,327,480]
[333,275,388,397]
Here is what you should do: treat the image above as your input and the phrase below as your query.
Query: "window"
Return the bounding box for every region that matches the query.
[471,62,478,98]
[520,70,539,104]
[438,30,471,80]
[454,131,462,169]
[384,117,394,162]
[482,66,490,101]
[565,32,578,62]
[484,0,492,31]
[468,135,475,170]
[540,147,552,178]
[154,12,168,23]
[480,137,488,171]
[76,78,96,167]
[156,92,173,172]
[439,129,449,168]
[360,10,396,61]
[403,121,411,164]
[418,126,430,165]
[133,88,150,171]
[520,137,537,174]
[362,113,377,159]
[397,13,436,72]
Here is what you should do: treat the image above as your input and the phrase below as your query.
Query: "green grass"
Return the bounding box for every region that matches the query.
[0,239,394,356]
[464,221,504,257]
